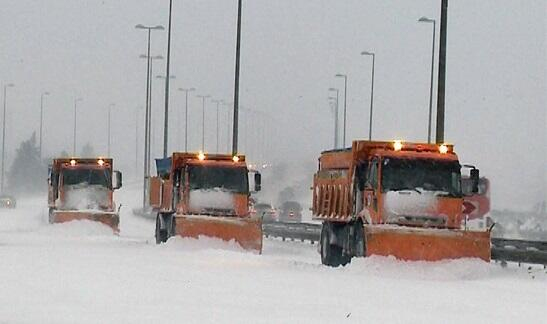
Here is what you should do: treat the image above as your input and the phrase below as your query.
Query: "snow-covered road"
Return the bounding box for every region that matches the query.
[1,185,545,324]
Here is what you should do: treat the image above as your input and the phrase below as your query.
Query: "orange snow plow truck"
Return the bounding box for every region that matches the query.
[312,140,491,266]
[48,158,123,232]
[150,152,263,252]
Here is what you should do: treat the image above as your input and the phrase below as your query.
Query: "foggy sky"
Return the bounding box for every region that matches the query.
[0,0,545,210]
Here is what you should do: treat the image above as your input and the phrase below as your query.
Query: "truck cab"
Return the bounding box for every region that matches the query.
[48,158,122,232]
[150,152,263,252]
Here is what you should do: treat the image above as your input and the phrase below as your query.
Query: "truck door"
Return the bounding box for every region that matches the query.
[363,158,380,224]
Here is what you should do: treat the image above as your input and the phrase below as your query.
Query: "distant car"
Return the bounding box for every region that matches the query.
[0,195,16,209]
[254,203,277,223]
[278,201,302,223]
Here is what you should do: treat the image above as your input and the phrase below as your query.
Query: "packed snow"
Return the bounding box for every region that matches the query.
[0,183,545,324]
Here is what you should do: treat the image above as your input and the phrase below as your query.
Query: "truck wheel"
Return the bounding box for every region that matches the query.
[320,222,350,267]
[155,214,168,244]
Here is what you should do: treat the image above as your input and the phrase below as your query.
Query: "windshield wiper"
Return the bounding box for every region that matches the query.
[389,187,422,194]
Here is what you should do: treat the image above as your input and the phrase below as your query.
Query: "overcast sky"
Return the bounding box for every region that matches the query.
[0,0,545,210]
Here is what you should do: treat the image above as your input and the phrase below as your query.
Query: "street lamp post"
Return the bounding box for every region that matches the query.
[211,99,223,153]
[107,103,115,156]
[418,16,436,144]
[135,23,164,208]
[163,0,174,159]
[178,88,195,151]
[1,83,14,193]
[139,54,163,164]
[328,96,337,149]
[196,95,210,151]
[328,88,339,149]
[232,0,243,156]
[73,98,83,156]
[335,74,348,147]
[39,91,50,159]
[361,51,375,141]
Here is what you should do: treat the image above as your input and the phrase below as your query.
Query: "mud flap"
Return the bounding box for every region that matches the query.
[175,215,263,253]
[364,225,491,262]
[52,211,120,233]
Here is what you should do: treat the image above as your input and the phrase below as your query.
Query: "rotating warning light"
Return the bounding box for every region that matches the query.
[97,159,105,166]
[232,155,240,163]
[70,159,77,166]
[393,140,403,151]
[439,144,449,154]
[197,151,206,161]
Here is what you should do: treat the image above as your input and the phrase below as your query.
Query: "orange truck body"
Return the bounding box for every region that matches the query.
[150,152,262,252]
[48,158,122,232]
[312,140,491,265]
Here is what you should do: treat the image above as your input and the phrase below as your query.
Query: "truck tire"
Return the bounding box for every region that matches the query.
[320,222,351,267]
[155,214,168,244]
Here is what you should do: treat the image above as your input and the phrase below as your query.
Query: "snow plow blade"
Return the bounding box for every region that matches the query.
[364,225,491,262]
[175,215,263,253]
[51,211,120,233]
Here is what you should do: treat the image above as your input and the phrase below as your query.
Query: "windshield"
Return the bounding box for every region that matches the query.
[381,158,461,196]
[62,168,111,188]
[188,165,248,194]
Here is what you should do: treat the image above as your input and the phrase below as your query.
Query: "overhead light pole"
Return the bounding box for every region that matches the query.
[140,54,163,164]
[39,91,50,159]
[1,83,14,193]
[163,0,174,159]
[436,0,449,144]
[107,103,115,156]
[211,99,223,153]
[328,96,337,149]
[418,16,436,144]
[361,51,375,141]
[335,74,348,147]
[135,23,164,208]
[196,94,210,151]
[178,87,195,151]
[232,0,243,156]
[73,97,83,156]
[328,87,339,148]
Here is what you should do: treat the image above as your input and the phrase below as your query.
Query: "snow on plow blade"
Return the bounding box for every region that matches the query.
[51,211,120,233]
[364,225,491,262]
[175,215,263,253]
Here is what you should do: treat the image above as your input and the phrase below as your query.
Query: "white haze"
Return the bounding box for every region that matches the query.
[0,1,545,210]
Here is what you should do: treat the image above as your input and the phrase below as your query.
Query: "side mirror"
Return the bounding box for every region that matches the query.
[113,170,123,190]
[470,168,479,193]
[254,172,262,192]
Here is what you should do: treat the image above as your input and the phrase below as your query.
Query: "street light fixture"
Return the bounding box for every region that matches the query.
[328,87,340,149]
[39,91,50,159]
[1,83,14,193]
[361,51,375,141]
[196,94,211,151]
[136,23,164,208]
[73,97,83,156]
[335,74,348,147]
[418,16,436,144]
[178,87,195,151]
